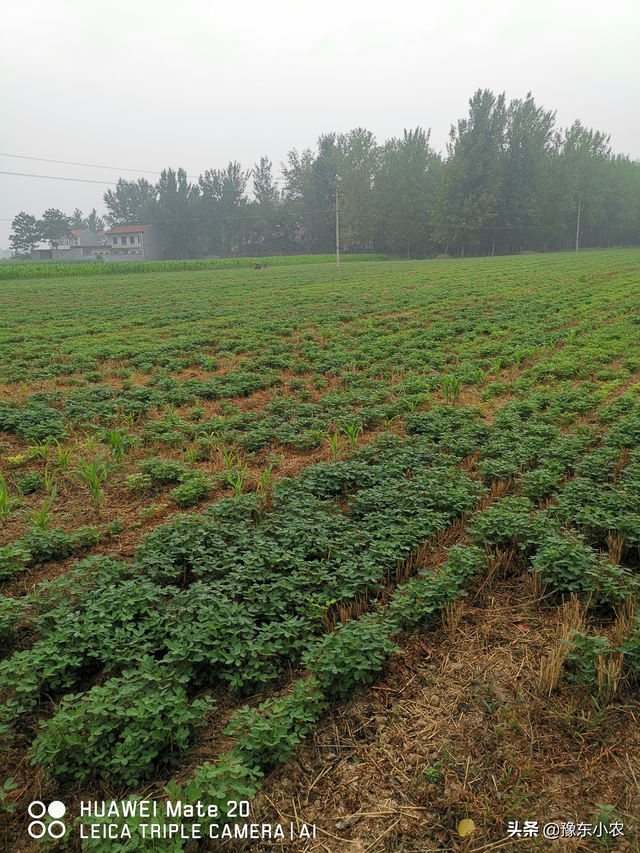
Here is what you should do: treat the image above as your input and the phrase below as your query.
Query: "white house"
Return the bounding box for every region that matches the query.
[103,225,162,262]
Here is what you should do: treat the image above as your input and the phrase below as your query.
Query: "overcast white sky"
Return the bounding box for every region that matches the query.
[1,0,639,248]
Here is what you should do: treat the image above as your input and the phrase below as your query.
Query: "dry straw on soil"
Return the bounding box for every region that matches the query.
[244,566,640,853]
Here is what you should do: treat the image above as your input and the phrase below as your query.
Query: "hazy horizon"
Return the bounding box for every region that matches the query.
[2,0,639,249]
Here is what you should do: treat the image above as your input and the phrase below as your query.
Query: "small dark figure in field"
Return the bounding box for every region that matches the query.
[254,262,262,269]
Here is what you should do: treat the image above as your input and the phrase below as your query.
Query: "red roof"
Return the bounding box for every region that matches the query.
[106,225,151,234]
[71,229,86,237]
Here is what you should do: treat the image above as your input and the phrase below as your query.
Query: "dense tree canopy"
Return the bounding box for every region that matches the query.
[10,89,640,259]
[40,209,72,249]
[9,213,43,254]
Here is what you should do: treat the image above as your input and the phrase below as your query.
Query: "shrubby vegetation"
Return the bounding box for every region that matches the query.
[30,659,214,785]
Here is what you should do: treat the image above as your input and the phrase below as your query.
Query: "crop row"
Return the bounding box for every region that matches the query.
[0,254,388,281]
[2,255,639,392]
[2,255,640,849]
[3,389,640,794]
[7,394,636,850]
[0,377,621,581]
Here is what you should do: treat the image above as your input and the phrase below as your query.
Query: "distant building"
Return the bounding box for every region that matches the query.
[55,229,107,260]
[29,225,163,262]
[103,225,162,262]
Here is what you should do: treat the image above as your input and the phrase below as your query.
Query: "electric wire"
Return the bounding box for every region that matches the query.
[0,170,116,185]
[0,154,587,233]
[0,152,197,179]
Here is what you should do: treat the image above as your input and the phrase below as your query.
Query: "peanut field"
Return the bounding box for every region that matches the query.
[1,250,640,851]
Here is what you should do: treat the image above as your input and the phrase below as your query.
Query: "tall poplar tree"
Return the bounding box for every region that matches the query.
[432,89,506,255]
[374,127,441,257]
[156,168,199,259]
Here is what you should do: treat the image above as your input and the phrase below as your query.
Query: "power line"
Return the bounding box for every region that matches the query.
[0,159,592,231]
[0,163,599,233]
[0,209,334,226]
[0,170,117,186]
[141,209,333,223]
[0,208,577,229]
[0,152,198,179]
[378,214,573,230]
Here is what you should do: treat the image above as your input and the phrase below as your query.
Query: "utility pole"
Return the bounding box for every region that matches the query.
[335,185,340,268]
[575,201,581,252]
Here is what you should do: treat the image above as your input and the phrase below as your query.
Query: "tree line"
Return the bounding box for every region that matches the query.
[10,89,640,259]
[9,208,104,254]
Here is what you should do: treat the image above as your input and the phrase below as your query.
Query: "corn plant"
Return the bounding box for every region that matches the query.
[340,421,363,451]
[514,347,524,366]
[492,358,502,377]
[220,445,239,471]
[0,474,9,518]
[43,467,56,493]
[327,431,342,461]
[227,464,248,497]
[0,474,16,523]
[104,431,126,463]
[442,374,452,403]
[183,445,200,464]
[474,368,490,389]
[408,394,429,414]
[95,427,136,464]
[195,433,218,460]
[24,487,57,530]
[82,434,98,453]
[383,415,400,431]
[442,375,461,405]
[74,454,109,510]
[257,465,273,495]
[54,440,74,471]
[118,411,136,429]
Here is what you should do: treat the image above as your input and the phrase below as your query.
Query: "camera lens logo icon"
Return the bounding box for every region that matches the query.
[28,801,67,839]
